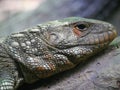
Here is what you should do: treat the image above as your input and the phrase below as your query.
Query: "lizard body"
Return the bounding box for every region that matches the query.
[0,17,117,90]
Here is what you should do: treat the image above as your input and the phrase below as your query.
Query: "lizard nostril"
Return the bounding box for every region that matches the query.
[107,23,117,41]
[113,29,117,38]
[108,30,117,42]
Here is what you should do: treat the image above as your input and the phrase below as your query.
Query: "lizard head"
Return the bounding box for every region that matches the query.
[39,17,117,64]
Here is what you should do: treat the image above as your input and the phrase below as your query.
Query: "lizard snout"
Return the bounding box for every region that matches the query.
[108,24,117,42]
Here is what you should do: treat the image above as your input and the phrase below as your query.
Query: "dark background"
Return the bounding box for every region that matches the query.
[0,0,120,37]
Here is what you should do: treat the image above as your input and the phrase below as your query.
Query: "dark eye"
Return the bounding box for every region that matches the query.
[74,23,89,31]
[73,23,89,36]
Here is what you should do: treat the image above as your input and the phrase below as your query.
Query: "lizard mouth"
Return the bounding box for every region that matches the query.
[46,28,117,61]
[88,30,117,45]
[65,29,117,49]
[57,29,117,64]
[58,28,117,49]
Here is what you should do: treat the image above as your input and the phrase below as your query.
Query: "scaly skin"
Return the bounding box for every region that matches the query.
[0,17,117,90]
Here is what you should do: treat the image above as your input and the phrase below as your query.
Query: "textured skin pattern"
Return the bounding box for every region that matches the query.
[0,17,117,90]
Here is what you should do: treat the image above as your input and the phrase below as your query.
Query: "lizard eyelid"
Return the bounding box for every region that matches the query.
[74,23,89,31]
[73,23,89,36]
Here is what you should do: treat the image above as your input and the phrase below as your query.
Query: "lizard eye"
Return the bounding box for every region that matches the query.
[74,23,89,31]
[73,23,89,36]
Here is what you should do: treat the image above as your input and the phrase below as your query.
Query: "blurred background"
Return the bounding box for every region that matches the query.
[0,0,120,90]
[0,0,120,38]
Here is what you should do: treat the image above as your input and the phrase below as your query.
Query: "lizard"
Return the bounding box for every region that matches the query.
[0,17,117,90]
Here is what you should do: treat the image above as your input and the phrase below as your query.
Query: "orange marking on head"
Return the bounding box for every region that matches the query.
[73,28,82,36]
